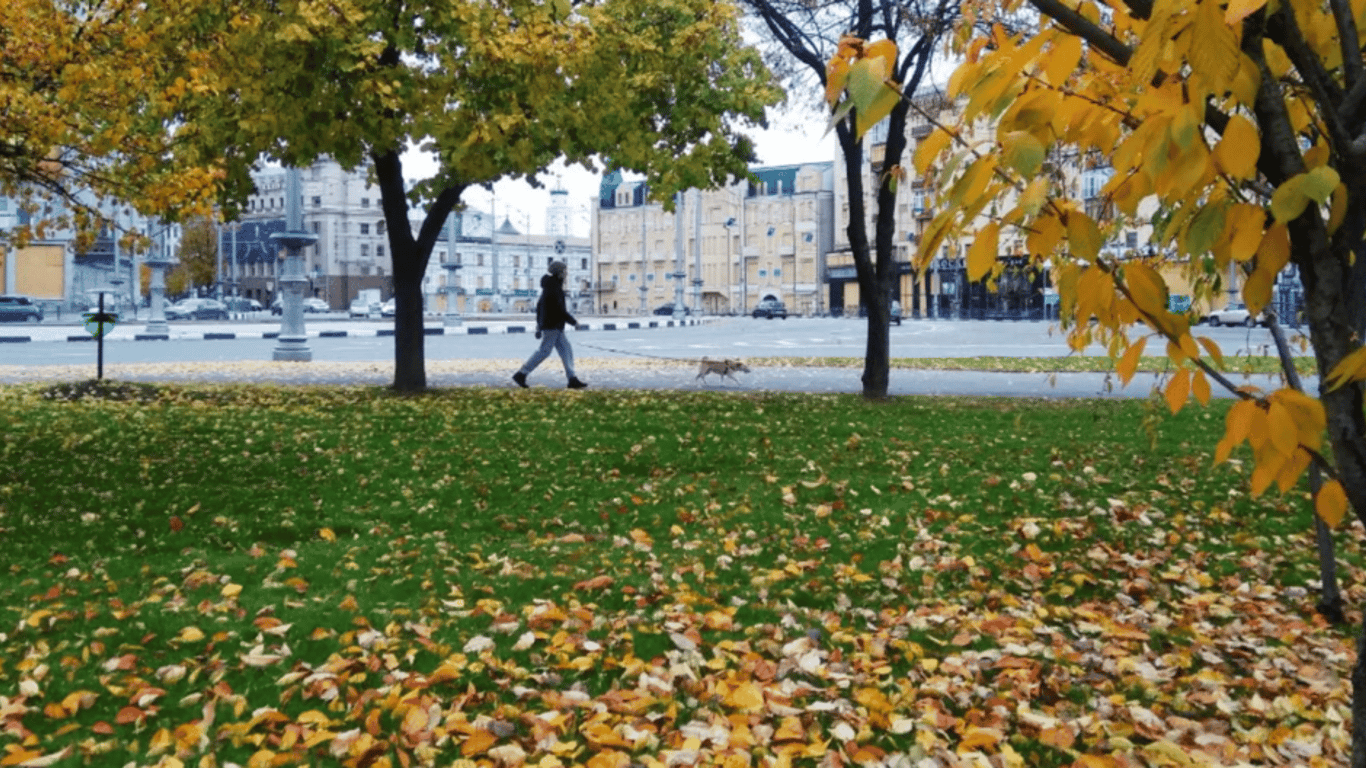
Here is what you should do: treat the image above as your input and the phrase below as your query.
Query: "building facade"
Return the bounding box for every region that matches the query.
[593,163,835,316]
[422,206,592,316]
[229,159,591,314]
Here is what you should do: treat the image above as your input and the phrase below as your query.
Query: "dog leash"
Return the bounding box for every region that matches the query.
[575,341,713,365]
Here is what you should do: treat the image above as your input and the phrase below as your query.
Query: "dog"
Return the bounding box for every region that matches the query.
[696,357,751,385]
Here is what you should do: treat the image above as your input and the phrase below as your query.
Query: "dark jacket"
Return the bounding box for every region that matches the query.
[536,273,577,331]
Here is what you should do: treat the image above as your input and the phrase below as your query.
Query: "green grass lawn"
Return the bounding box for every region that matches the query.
[0,378,1354,768]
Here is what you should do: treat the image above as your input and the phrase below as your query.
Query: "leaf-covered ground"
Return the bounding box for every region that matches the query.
[0,381,1357,768]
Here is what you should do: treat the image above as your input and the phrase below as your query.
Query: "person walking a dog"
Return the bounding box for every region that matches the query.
[513,260,588,390]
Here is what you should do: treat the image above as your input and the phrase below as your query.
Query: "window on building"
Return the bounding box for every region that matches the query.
[478,254,485,266]
[377,221,385,234]
[312,196,321,207]
[377,245,385,259]
[361,244,370,257]
[361,197,370,207]
[581,258,587,270]
[360,223,370,235]
[1126,231,1139,248]
[513,255,520,268]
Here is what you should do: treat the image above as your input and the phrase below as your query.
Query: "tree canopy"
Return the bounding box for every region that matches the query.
[0,0,227,242]
[923,0,1366,757]
[186,0,778,390]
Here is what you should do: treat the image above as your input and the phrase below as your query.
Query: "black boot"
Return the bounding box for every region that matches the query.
[567,377,588,390]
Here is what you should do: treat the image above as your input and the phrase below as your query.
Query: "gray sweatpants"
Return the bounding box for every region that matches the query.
[518,329,576,380]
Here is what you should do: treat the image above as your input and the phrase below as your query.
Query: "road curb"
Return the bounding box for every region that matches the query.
[16,317,705,344]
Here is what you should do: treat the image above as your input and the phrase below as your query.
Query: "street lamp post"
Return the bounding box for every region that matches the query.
[443,212,463,327]
[142,248,171,338]
[271,167,318,362]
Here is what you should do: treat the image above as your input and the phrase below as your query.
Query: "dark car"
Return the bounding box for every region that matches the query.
[0,295,43,323]
[165,298,228,321]
[752,298,788,319]
[653,304,690,316]
[223,296,263,313]
[270,297,330,314]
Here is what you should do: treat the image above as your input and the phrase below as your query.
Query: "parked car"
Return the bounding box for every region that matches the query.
[752,298,788,319]
[653,304,690,316]
[222,296,263,313]
[165,298,228,321]
[890,300,902,326]
[1204,302,1264,327]
[349,298,381,318]
[303,298,331,313]
[380,298,396,318]
[0,294,43,323]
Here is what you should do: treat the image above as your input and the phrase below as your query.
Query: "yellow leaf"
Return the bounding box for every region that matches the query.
[177,626,205,643]
[1165,369,1191,414]
[1192,370,1211,405]
[727,682,765,711]
[221,583,242,599]
[1027,211,1065,256]
[914,129,953,175]
[863,39,898,73]
[1316,480,1349,527]
[1304,166,1340,203]
[949,156,998,207]
[1225,0,1269,22]
[1225,203,1266,261]
[462,729,499,757]
[1275,447,1311,493]
[1197,336,1225,368]
[1214,114,1261,181]
[1001,130,1045,177]
[825,57,851,108]
[1255,222,1291,272]
[967,222,1000,282]
[856,82,903,140]
[1019,177,1049,216]
[1267,401,1298,456]
[1328,183,1348,234]
[1190,0,1240,92]
[1124,263,1168,318]
[1045,35,1083,86]
[319,527,337,542]
[1270,174,1311,222]
[1066,210,1103,260]
[1327,346,1366,390]
[1117,337,1147,385]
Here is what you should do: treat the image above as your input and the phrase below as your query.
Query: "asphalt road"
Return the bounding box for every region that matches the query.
[0,315,1307,398]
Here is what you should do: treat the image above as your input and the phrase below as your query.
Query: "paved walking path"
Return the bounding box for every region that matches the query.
[0,354,1298,399]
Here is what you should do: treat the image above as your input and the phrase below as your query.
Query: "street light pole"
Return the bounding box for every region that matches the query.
[271,167,318,362]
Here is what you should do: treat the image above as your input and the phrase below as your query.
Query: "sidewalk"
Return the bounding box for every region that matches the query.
[0,313,701,344]
[0,353,1263,400]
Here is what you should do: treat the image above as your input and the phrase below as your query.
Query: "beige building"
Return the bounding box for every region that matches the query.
[592,163,835,316]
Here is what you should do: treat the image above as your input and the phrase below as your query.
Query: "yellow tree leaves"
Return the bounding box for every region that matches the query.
[0,0,229,226]
[967,222,1000,282]
[824,36,902,140]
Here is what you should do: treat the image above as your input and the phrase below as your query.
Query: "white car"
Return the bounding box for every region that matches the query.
[349,298,380,318]
[1204,302,1265,327]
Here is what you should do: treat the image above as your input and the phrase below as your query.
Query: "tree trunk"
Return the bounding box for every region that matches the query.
[1268,313,1345,624]
[371,149,463,393]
